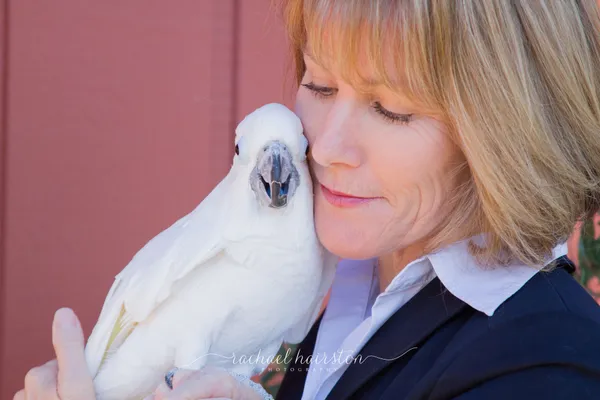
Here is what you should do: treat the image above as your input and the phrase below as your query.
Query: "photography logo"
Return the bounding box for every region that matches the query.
[180,346,418,373]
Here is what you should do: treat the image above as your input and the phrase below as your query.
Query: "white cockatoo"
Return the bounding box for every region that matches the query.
[84,103,338,400]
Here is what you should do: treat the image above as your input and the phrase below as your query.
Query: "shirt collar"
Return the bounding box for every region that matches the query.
[378,233,568,316]
[427,233,568,316]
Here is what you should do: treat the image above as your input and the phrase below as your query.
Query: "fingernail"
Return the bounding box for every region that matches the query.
[55,308,78,331]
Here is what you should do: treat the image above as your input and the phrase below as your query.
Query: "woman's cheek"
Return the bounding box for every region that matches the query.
[295,93,328,143]
[313,196,342,252]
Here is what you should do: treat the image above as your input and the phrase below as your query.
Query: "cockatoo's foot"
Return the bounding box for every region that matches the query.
[164,367,179,390]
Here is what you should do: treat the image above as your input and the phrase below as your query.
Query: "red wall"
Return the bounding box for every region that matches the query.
[0,1,587,398]
[0,1,294,397]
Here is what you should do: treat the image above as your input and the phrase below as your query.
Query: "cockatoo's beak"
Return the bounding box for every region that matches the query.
[267,152,289,208]
[251,140,299,209]
[265,147,292,208]
[255,140,294,209]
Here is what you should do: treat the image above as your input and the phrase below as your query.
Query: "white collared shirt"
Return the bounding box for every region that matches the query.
[300,235,569,400]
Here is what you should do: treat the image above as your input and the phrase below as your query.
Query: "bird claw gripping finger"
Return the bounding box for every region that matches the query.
[164,367,178,390]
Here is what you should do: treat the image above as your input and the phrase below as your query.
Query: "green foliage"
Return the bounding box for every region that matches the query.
[257,342,298,398]
[578,215,600,297]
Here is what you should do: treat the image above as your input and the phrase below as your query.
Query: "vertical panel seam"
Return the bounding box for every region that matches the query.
[0,0,10,392]
[230,0,239,143]
[209,0,237,175]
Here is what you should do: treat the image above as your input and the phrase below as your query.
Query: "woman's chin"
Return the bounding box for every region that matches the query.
[314,216,376,260]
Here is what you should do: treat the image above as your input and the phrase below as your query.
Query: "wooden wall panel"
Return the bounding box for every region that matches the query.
[0,0,7,393]
[236,0,296,119]
[0,1,240,397]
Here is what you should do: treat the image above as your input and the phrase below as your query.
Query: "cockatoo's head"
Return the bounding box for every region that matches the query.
[233,103,309,209]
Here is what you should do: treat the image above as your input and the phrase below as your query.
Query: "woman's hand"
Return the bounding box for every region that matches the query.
[13,307,96,400]
[145,366,270,400]
[13,307,270,400]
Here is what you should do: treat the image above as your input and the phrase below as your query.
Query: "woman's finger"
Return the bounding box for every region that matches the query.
[24,359,58,388]
[12,389,25,400]
[51,307,96,399]
[52,308,87,380]
[17,359,59,399]
[151,368,195,399]
[165,373,237,400]
[170,367,197,390]
[151,366,237,400]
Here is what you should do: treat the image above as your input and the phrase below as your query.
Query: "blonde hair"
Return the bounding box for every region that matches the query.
[275,0,600,268]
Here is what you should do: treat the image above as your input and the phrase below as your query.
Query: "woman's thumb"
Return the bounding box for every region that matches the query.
[52,307,96,399]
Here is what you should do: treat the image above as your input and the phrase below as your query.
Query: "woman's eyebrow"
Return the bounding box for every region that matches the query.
[302,45,314,59]
[302,52,334,74]
[302,51,320,65]
[303,48,332,71]
[303,49,386,89]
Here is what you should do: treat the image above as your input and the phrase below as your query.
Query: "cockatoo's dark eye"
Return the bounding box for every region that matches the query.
[235,144,240,155]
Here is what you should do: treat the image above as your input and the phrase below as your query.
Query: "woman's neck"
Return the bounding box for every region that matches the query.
[377,240,428,293]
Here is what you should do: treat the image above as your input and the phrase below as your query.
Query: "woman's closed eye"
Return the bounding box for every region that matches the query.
[300,81,414,125]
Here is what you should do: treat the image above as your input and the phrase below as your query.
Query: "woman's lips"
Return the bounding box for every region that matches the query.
[318,184,380,208]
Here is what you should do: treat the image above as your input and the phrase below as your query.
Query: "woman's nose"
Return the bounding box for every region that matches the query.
[310,100,361,168]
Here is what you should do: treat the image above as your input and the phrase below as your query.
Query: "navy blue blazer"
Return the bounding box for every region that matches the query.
[276,256,600,399]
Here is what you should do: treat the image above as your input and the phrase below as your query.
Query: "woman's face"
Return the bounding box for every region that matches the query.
[295,52,467,259]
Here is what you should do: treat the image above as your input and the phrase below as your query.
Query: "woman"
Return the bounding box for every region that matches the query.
[15,0,600,399]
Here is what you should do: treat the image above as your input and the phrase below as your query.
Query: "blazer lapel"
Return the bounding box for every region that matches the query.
[325,255,575,399]
[326,277,468,399]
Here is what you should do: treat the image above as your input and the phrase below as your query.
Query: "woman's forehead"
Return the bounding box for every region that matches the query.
[303,37,407,94]
[300,1,441,113]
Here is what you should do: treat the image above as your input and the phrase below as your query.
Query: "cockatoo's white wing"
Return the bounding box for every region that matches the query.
[85,172,234,378]
[283,250,338,344]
